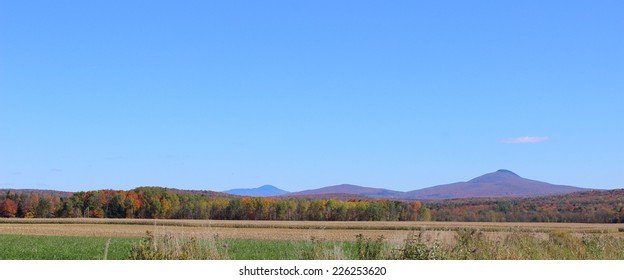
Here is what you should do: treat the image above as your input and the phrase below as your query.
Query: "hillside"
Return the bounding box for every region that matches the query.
[275,170,589,200]
[405,170,588,199]
[284,184,405,199]
[428,188,624,223]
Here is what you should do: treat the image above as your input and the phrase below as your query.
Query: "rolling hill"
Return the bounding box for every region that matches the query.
[224,185,290,197]
[283,184,404,199]
[404,169,589,199]
[2,170,593,201]
[277,170,591,200]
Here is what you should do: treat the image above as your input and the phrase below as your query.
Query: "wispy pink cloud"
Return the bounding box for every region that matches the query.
[501,136,550,144]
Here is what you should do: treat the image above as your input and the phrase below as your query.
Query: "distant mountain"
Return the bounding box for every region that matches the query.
[276,171,589,200]
[405,169,589,199]
[224,185,290,197]
[284,184,404,199]
[280,192,374,200]
[160,187,236,198]
[3,169,589,201]
[0,188,73,197]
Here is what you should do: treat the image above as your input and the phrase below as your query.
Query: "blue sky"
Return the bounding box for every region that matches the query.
[1,1,622,192]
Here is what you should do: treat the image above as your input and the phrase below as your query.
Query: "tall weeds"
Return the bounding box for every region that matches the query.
[393,232,445,260]
[299,237,346,260]
[354,234,386,260]
[128,231,228,260]
[126,229,624,260]
[451,228,496,259]
[445,229,624,260]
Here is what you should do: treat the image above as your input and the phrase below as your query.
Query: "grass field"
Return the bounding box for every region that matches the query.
[1,219,623,260]
[0,234,354,260]
[0,235,139,260]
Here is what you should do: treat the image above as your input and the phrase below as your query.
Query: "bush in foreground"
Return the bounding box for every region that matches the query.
[126,229,624,260]
[128,231,228,260]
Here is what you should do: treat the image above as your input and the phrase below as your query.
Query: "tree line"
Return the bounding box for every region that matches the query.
[1,187,623,223]
[429,189,624,223]
[0,187,429,221]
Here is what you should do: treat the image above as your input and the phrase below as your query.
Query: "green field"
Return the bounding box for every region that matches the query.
[0,234,357,260]
[0,235,139,260]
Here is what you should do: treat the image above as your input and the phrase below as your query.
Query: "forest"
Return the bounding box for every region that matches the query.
[1,187,623,223]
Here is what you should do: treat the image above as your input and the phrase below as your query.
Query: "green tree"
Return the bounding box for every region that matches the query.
[106,193,127,218]
[419,207,431,222]
[34,196,51,218]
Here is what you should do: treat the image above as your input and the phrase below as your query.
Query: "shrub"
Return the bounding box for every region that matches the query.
[394,232,446,260]
[128,231,228,260]
[451,228,495,260]
[354,234,386,260]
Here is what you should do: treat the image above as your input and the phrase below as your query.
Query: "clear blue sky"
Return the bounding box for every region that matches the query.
[1,1,622,192]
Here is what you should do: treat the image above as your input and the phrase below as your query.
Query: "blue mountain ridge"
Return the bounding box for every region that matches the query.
[224,185,290,197]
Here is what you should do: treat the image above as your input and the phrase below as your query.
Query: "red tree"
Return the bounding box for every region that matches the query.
[0,198,18,217]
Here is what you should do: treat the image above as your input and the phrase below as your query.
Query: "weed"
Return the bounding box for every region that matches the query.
[354,234,386,260]
[300,237,324,260]
[451,228,495,259]
[394,232,446,260]
[128,231,228,260]
[546,230,584,259]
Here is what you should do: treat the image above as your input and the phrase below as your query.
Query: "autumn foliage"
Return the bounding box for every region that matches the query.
[1,187,623,223]
[0,197,18,217]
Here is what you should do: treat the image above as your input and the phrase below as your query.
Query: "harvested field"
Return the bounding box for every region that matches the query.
[0,219,622,243]
[1,218,622,231]
[0,223,419,242]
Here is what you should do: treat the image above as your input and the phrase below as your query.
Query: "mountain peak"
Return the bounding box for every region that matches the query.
[468,169,521,183]
[496,169,519,176]
[406,169,587,199]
